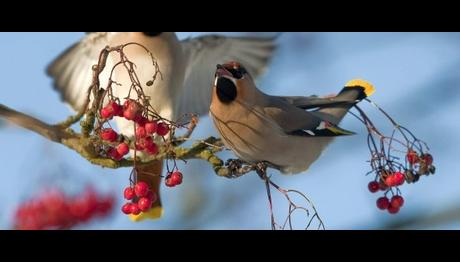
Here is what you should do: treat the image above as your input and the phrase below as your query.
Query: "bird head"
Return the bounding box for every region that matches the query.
[213,62,253,104]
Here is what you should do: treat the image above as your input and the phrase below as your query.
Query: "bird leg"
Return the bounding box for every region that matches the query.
[254,162,269,179]
[224,158,252,178]
[224,158,280,179]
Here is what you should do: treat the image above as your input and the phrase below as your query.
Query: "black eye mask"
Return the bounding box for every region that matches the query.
[216,77,237,103]
[227,67,247,79]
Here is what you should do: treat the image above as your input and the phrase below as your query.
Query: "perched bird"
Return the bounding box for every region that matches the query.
[48,33,276,220]
[210,62,375,174]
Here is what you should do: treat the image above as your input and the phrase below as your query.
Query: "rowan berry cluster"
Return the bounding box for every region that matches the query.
[98,99,171,161]
[14,187,114,230]
[356,101,436,215]
[121,181,157,215]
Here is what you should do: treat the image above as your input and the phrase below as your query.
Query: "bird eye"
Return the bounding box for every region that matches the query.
[227,66,247,79]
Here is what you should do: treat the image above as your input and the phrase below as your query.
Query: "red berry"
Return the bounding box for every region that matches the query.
[390,195,404,208]
[108,101,123,117]
[138,137,154,150]
[123,109,135,120]
[170,171,183,186]
[123,100,141,121]
[108,147,123,160]
[165,174,175,187]
[422,153,433,165]
[145,121,158,135]
[135,126,147,138]
[117,143,130,156]
[145,142,158,155]
[378,180,388,191]
[406,150,419,165]
[135,141,145,151]
[393,172,405,186]
[137,197,152,212]
[101,101,123,119]
[100,107,113,119]
[129,203,141,215]
[123,187,135,200]
[134,115,147,126]
[376,197,390,210]
[156,122,170,136]
[368,181,380,193]
[100,128,118,142]
[134,181,149,197]
[121,203,132,215]
[387,205,400,214]
[165,179,175,187]
[385,175,396,187]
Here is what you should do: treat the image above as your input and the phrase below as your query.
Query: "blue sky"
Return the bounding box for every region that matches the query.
[0,32,459,229]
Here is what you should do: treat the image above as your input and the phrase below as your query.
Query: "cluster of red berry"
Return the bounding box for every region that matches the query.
[98,99,170,161]
[121,181,157,215]
[90,46,189,220]
[165,171,183,187]
[354,98,437,216]
[98,99,180,217]
[367,151,434,214]
[376,195,404,214]
[14,187,115,230]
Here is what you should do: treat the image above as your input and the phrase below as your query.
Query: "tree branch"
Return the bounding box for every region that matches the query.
[0,104,67,142]
[0,103,241,178]
[0,43,259,180]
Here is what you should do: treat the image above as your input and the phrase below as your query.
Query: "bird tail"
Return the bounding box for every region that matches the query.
[316,79,375,125]
[128,160,164,221]
[340,79,375,101]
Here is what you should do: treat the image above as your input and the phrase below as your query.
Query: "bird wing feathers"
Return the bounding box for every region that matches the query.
[264,96,355,137]
[278,95,356,110]
[47,32,116,111]
[179,35,277,116]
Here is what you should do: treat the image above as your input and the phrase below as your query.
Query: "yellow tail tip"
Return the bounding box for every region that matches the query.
[129,206,164,222]
[345,79,375,97]
[327,126,356,136]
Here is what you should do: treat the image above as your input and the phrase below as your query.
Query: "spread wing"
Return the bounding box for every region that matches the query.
[47,32,116,111]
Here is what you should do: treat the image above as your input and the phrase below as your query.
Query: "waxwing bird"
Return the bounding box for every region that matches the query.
[210,62,375,174]
[48,33,276,220]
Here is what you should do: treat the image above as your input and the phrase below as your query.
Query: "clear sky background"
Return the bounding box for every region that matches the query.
[0,32,459,229]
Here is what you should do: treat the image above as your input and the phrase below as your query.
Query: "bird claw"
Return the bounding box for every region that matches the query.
[254,161,271,179]
[225,159,247,178]
[225,158,243,170]
[225,159,277,179]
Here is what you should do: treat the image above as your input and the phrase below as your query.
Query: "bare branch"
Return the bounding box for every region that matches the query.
[0,104,67,142]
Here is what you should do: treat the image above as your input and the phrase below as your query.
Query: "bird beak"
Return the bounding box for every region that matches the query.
[215,64,233,78]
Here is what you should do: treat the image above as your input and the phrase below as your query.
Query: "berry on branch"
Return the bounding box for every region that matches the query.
[368,181,380,193]
[376,197,390,210]
[100,128,118,142]
[134,181,149,198]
